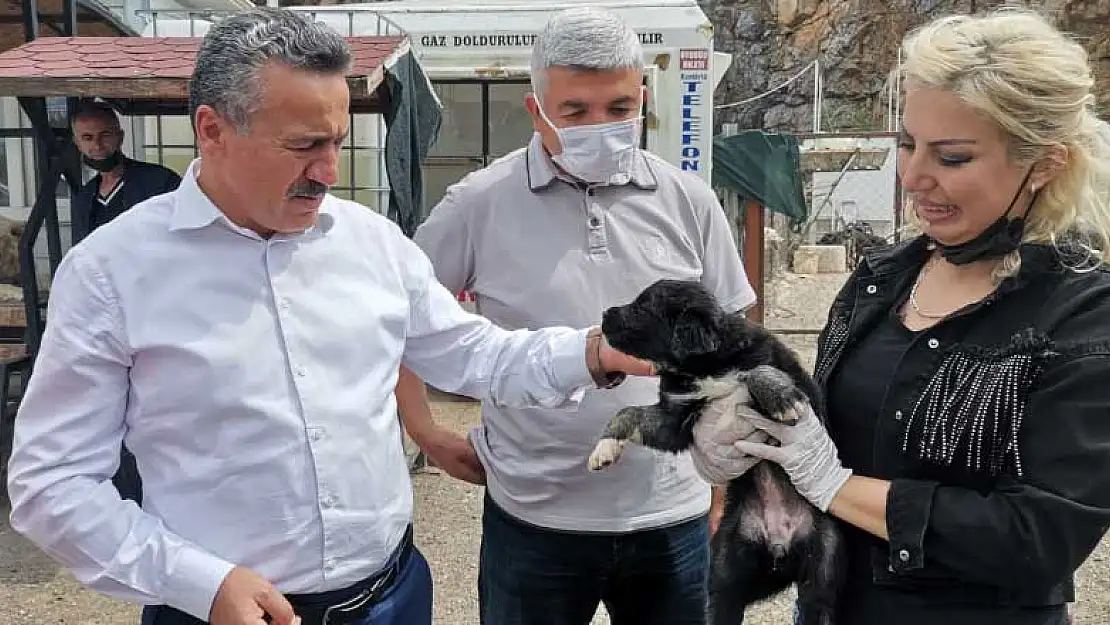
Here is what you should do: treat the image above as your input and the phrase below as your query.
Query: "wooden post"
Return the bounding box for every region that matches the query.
[742,199,765,326]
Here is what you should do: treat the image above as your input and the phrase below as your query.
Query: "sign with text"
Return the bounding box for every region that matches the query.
[418,31,666,49]
[679,49,709,71]
[680,71,708,172]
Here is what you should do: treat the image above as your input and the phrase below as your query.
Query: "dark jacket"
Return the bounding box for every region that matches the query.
[815,234,1110,624]
[71,158,181,245]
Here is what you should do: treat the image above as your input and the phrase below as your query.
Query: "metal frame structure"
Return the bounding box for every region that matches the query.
[14,0,90,361]
[0,3,444,474]
[2,2,409,365]
[0,0,98,470]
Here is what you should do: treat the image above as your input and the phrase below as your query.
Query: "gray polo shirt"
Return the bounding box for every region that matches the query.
[413,133,757,533]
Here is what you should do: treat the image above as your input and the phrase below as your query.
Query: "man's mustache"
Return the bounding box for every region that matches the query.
[287,180,329,199]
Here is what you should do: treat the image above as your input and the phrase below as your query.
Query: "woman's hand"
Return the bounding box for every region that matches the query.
[733,400,852,512]
[690,391,774,485]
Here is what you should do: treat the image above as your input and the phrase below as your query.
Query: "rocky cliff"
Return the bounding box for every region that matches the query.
[704,0,1110,133]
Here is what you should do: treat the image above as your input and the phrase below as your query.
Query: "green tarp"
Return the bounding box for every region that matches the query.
[712,130,808,229]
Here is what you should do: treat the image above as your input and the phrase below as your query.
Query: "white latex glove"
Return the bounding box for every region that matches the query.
[733,400,852,512]
[689,388,774,486]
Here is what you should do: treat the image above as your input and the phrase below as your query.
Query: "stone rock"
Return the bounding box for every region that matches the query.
[775,0,823,28]
[763,226,786,277]
[793,246,820,274]
[707,0,1110,133]
[793,244,847,273]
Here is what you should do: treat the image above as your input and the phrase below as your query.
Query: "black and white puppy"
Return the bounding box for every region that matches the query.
[587,278,845,625]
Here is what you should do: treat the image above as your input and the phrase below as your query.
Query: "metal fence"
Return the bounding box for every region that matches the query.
[717,130,906,337]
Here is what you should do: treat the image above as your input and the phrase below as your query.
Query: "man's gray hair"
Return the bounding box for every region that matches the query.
[529,7,644,97]
[189,7,352,133]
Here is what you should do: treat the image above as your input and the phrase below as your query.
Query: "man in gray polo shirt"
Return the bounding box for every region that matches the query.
[398,7,757,624]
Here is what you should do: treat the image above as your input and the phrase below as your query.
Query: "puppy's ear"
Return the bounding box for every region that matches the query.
[670,309,720,360]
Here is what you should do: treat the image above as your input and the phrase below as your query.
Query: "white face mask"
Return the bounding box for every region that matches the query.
[535,91,643,185]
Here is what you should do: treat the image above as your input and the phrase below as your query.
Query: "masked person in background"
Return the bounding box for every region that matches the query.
[67,99,182,506]
[71,99,182,246]
[395,7,764,625]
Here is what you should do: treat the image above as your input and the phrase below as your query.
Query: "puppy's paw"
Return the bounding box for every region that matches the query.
[588,438,627,471]
[746,365,810,423]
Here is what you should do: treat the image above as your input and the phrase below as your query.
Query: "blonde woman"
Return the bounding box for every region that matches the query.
[696,8,1110,625]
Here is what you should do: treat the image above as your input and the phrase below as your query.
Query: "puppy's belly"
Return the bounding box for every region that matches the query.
[738,464,814,553]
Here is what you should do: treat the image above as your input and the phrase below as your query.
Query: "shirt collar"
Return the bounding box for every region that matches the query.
[168,159,224,232]
[168,158,335,238]
[524,132,658,192]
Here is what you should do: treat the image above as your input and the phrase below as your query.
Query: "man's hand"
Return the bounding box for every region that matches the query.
[395,365,484,484]
[420,427,486,485]
[209,567,297,625]
[597,337,655,377]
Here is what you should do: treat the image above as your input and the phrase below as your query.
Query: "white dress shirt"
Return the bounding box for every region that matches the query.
[6,159,595,622]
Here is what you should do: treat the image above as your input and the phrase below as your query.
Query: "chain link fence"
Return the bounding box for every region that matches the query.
[717,131,906,354]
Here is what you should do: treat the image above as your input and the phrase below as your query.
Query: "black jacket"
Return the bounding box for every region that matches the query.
[815,235,1110,624]
[71,158,181,245]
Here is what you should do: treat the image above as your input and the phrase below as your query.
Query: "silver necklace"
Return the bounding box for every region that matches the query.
[908,257,990,320]
[909,259,950,319]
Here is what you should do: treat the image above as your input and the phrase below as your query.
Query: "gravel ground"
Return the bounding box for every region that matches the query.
[1,272,1107,624]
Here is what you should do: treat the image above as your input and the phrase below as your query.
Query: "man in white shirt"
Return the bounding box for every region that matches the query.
[4,8,651,625]
[396,7,759,625]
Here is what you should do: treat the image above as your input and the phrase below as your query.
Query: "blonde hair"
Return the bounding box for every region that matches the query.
[896,7,1110,277]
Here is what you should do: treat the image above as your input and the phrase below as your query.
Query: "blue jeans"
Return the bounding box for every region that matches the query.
[140,545,432,625]
[478,493,709,625]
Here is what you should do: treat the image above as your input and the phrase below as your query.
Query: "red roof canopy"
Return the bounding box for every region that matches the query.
[0,35,409,115]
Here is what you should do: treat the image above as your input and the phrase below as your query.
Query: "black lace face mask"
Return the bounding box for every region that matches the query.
[82,150,124,173]
[933,165,1039,265]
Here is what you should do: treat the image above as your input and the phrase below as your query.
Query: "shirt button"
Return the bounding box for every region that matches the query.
[865,284,878,294]
[295,367,306,377]
[323,494,338,507]
[927,338,940,349]
[588,216,601,227]
[894,410,903,421]
[899,549,911,562]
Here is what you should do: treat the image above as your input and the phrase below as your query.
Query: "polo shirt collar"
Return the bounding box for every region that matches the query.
[525,132,658,192]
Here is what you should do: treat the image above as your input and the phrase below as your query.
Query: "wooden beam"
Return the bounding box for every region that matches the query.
[0,77,189,99]
[742,199,765,326]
